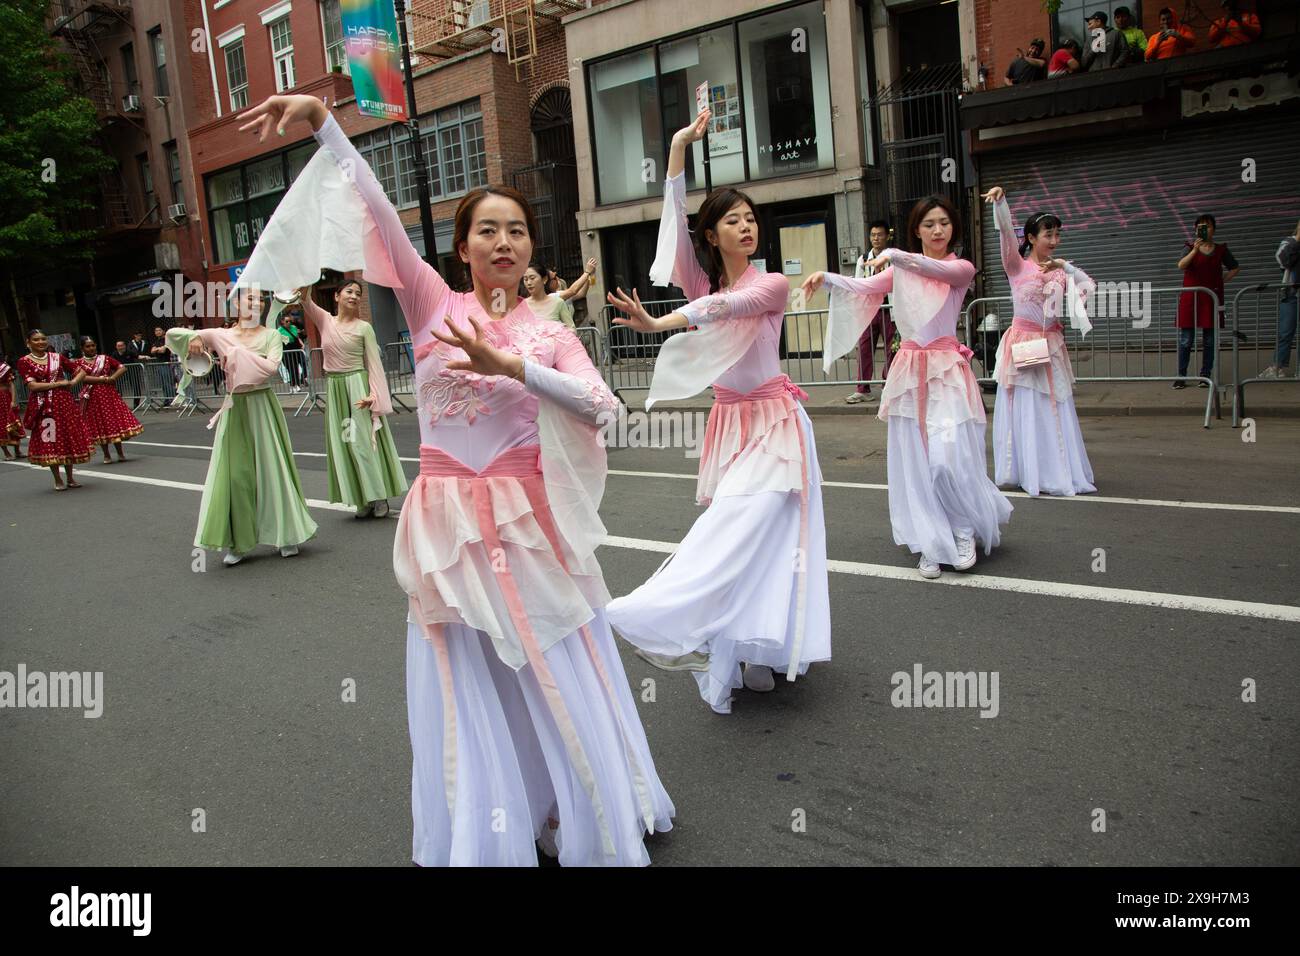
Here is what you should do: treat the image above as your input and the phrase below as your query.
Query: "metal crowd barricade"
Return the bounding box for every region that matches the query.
[962,284,1223,428]
[785,304,895,393]
[383,341,416,412]
[573,324,608,373]
[115,362,151,412]
[599,298,690,400]
[1231,282,1298,427]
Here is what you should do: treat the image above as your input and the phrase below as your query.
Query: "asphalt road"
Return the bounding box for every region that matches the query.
[1,407,1297,866]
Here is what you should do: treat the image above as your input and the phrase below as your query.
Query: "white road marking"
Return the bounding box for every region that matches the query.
[114,444,1300,514]
[14,458,1286,622]
[601,534,1300,623]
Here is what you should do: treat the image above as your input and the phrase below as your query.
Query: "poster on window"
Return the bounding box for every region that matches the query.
[341,0,407,120]
[707,82,741,157]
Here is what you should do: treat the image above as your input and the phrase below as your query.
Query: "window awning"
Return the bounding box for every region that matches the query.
[961,36,1300,130]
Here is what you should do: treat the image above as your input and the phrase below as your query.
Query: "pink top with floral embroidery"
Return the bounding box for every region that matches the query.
[314,114,618,473]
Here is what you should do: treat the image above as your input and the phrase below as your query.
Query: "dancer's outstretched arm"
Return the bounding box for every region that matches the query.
[881,248,976,288]
[239,95,449,335]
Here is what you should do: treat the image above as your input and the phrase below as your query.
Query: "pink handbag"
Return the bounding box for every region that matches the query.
[1011,337,1050,369]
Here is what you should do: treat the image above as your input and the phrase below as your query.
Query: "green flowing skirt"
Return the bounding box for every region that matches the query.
[195,388,318,552]
[324,369,408,508]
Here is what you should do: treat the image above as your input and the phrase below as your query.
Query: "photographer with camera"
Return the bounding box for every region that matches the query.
[1174,214,1240,389]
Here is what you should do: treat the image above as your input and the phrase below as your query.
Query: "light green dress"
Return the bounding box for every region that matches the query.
[301,300,408,509]
[168,326,318,553]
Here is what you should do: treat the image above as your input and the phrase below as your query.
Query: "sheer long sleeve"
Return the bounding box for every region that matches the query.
[313,112,449,334]
[300,294,331,334]
[522,329,619,426]
[822,269,894,298]
[884,248,977,288]
[992,197,1027,281]
[678,272,789,325]
[649,172,710,299]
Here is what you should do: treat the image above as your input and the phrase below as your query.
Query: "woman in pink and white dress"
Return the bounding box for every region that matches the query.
[604,110,831,715]
[239,93,673,867]
[982,186,1096,497]
[804,196,1012,579]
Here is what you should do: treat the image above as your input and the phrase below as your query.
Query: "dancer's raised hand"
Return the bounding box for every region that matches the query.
[981,186,1004,203]
[238,94,327,141]
[673,109,711,145]
[431,314,524,380]
[607,287,661,334]
[800,272,825,300]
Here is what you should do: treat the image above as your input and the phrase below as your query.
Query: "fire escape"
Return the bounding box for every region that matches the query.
[49,0,149,232]
[408,0,586,78]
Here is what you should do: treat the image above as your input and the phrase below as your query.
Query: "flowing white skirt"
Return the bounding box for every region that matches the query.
[886,414,1013,566]
[993,384,1096,496]
[406,606,675,866]
[606,408,832,711]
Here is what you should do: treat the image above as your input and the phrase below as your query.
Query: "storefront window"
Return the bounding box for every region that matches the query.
[590,48,663,204]
[658,27,742,190]
[739,2,833,180]
[587,1,833,204]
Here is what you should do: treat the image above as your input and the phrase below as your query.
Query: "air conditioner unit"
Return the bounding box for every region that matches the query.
[123,94,141,112]
[167,203,188,222]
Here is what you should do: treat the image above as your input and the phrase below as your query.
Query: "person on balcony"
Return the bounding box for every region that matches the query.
[1047,39,1083,77]
[1113,7,1148,63]
[1209,1,1262,48]
[1080,11,1135,71]
[1146,7,1195,60]
[1005,38,1047,85]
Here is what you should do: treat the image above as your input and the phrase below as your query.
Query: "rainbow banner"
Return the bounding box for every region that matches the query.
[341,0,407,121]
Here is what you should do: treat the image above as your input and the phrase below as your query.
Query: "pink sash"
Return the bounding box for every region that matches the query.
[412,444,656,855]
[897,336,974,456]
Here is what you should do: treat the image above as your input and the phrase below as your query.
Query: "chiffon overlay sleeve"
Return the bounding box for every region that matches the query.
[992,196,1028,281]
[522,328,620,426]
[300,292,331,333]
[649,172,711,299]
[358,320,394,418]
[883,248,977,288]
[819,269,893,371]
[678,272,790,325]
[313,112,449,335]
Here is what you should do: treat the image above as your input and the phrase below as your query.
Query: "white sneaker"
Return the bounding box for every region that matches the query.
[280,545,299,557]
[953,535,977,571]
[1258,366,1280,379]
[918,556,941,579]
[355,503,375,519]
[537,818,560,859]
[710,697,733,715]
[223,550,244,566]
[372,500,390,518]
[844,392,866,404]
[742,663,776,692]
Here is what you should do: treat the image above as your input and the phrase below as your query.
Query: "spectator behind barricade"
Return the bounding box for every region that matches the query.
[1006,38,1047,85]
[1259,220,1300,379]
[1048,39,1083,77]
[148,325,169,361]
[1210,0,1261,48]
[1113,7,1147,63]
[846,219,895,402]
[128,330,150,360]
[276,312,307,392]
[1174,213,1241,389]
[1147,7,1195,60]
[110,340,133,364]
[1080,11,1134,71]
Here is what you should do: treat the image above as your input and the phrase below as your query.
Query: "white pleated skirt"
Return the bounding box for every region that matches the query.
[993,384,1096,496]
[406,606,675,866]
[886,414,1013,566]
[606,407,832,711]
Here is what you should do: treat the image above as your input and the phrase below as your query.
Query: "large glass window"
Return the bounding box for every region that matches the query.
[321,0,350,74]
[587,1,833,204]
[658,27,742,190]
[149,27,168,97]
[138,154,157,222]
[225,40,248,111]
[205,144,309,265]
[590,49,662,204]
[270,17,295,92]
[355,98,486,208]
[165,141,183,207]
[739,2,833,179]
